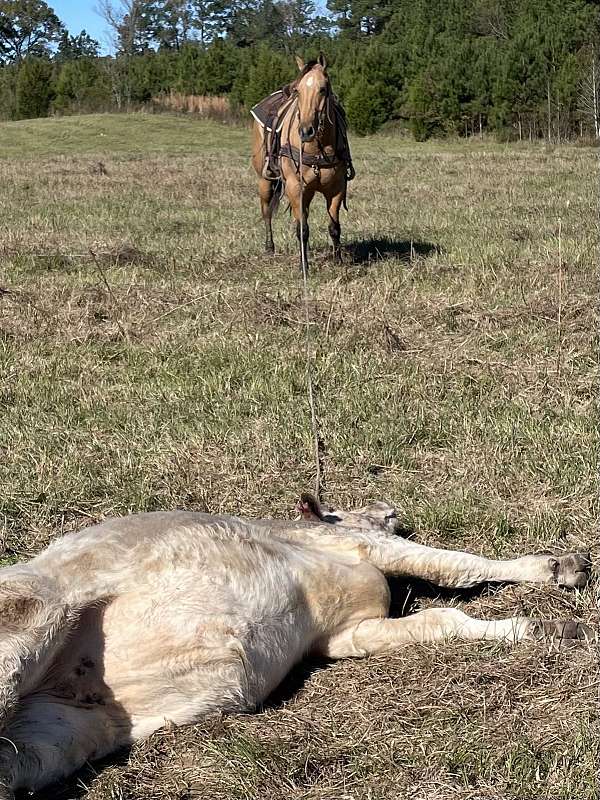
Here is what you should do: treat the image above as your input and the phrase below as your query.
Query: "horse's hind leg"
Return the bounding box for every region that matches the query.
[326,188,344,263]
[0,574,73,729]
[258,178,275,253]
[0,696,129,794]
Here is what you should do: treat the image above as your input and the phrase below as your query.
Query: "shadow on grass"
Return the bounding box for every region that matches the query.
[346,236,440,265]
[26,748,132,800]
[387,576,495,619]
[263,571,494,712]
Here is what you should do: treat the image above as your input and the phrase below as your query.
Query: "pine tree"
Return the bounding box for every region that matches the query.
[15,56,54,117]
[55,30,101,62]
[243,45,294,107]
[54,58,110,112]
[345,75,390,133]
[0,63,18,118]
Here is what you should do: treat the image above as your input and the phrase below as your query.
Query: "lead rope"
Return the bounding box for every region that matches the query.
[299,139,322,501]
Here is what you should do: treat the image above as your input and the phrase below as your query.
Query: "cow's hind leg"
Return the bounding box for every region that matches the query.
[323,609,596,658]
[362,536,591,589]
[0,695,130,795]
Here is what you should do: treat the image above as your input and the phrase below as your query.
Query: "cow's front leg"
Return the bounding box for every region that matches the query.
[362,536,591,589]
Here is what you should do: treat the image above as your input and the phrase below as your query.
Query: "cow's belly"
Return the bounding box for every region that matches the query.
[39,536,389,733]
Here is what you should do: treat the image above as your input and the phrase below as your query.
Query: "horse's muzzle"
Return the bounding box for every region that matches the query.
[299,125,316,143]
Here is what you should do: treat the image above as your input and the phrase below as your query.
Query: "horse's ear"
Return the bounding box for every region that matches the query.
[295,55,305,72]
[318,52,328,70]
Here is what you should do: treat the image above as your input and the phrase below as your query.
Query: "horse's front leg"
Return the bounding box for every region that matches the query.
[361,535,592,590]
[288,175,313,275]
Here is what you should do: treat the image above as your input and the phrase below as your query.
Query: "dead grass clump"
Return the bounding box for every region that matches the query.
[153,92,239,123]
[93,244,154,269]
[249,290,344,336]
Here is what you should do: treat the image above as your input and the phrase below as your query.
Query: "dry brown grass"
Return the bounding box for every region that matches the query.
[153,91,238,122]
[0,114,597,799]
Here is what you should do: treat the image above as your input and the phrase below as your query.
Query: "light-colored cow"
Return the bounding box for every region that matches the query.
[0,495,593,797]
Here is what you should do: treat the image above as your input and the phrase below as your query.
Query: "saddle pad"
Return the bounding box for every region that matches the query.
[250,90,286,131]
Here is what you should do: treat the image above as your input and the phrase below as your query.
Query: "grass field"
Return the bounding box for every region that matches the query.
[0,113,598,800]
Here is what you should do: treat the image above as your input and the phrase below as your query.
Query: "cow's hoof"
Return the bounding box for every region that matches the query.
[549,552,591,588]
[530,619,596,642]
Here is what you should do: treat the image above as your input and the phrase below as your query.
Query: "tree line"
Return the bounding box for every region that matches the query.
[1,0,599,139]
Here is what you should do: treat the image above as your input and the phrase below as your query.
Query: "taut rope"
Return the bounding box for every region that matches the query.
[298,139,322,501]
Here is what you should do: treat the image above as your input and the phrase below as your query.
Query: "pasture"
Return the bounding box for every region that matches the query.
[0,113,597,799]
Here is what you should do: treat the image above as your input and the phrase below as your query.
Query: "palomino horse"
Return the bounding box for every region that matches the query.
[251,54,354,272]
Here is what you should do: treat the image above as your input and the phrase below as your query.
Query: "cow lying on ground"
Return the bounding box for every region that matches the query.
[0,495,593,797]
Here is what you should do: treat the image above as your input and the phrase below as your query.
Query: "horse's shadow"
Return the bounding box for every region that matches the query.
[346,237,440,265]
[29,749,132,800]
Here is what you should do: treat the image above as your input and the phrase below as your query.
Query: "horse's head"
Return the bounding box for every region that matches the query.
[294,53,330,144]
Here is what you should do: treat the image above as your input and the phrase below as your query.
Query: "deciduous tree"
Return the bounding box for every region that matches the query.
[0,0,63,63]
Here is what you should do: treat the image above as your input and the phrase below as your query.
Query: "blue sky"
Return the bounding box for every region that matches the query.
[50,1,110,49]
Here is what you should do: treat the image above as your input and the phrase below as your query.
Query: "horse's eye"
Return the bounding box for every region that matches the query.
[319,87,326,94]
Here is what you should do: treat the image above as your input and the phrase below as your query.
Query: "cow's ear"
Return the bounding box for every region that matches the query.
[296,492,323,520]
[295,55,305,72]
[318,52,328,70]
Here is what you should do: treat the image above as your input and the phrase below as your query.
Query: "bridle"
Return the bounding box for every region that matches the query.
[291,76,332,141]
[275,68,354,183]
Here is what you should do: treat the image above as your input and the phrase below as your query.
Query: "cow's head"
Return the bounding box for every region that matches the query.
[296,493,398,532]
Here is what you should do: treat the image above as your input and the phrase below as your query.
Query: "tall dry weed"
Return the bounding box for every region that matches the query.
[153,92,239,123]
